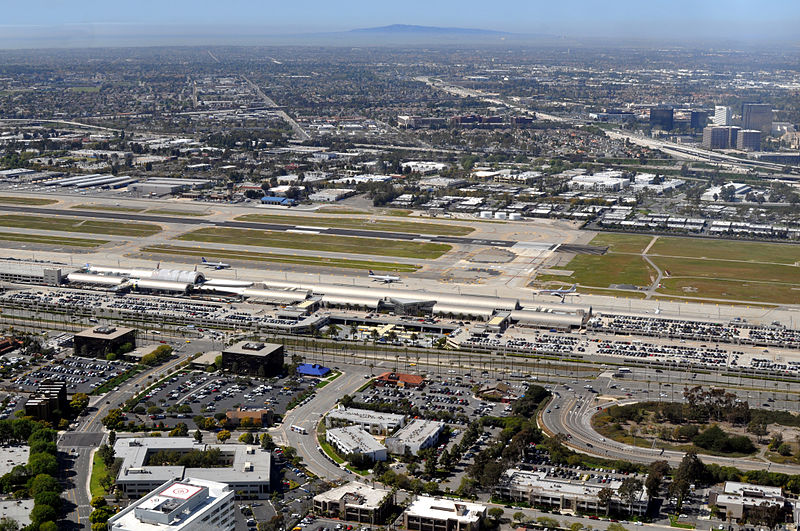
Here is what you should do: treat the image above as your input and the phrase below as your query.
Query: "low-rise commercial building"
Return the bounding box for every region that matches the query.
[385,419,444,455]
[221,342,283,377]
[326,406,405,435]
[73,326,136,359]
[313,482,393,523]
[326,426,388,462]
[496,469,648,516]
[403,496,486,531]
[374,371,425,389]
[107,477,234,531]
[225,407,274,428]
[709,481,790,521]
[113,437,273,499]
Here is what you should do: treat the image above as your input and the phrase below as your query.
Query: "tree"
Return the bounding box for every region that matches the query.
[98,444,115,468]
[194,430,203,444]
[28,453,58,477]
[0,517,19,531]
[169,423,188,437]
[618,477,644,515]
[513,512,526,523]
[239,432,255,444]
[607,524,629,531]
[70,393,90,415]
[260,433,275,450]
[91,496,108,509]
[217,430,231,443]
[30,504,57,525]
[28,474,60,497]
[101,409,124,430]
[598,487,614,515]
[108,431,116,447]
[488,507,504,524]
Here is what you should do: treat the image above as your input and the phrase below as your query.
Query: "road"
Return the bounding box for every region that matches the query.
[242,75,310,141]
[272,370,367,479]
[0,204,523,248]
[540,370,800,474]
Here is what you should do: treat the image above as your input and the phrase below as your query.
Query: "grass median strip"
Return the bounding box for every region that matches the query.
[0,196,58,206]
[71,204,146,212]
[235,213,474,236]
[0,231,109,248]
[146,209,210,217]
[0,214,162,236]
[141,244,420,272]
[176,227,450,260]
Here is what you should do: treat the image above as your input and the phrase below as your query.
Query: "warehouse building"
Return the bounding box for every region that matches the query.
[326,426,388,462]
[386,419,445,455]
[326,406,405,435]
[313,482,393,524]
[114,437,274,499]
[496,469,649,516]
[403,496,486,531]
[221,342,284,377]
[107,477,235,531]
[73,326,136,359]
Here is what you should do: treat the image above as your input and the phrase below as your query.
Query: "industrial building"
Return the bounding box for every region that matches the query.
[73,326,136,359]
[708,482,791,521]
[385,419,445,455]
[326,426,388,462]
[113,437,273,499]
[313,482,393,524]
[24,380,68,422]
[129,178,211,196]
[221,342,284,377]
[107,477,234,531]
[496,469,649,516]
[403,496,486,531]
[325,406,406,435]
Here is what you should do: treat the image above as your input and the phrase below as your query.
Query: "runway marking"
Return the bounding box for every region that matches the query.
[286,229,321,235]
[294,226,328,231]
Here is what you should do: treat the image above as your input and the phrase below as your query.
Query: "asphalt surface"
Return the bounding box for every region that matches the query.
[273,369,368,480]
[0,204,519,248]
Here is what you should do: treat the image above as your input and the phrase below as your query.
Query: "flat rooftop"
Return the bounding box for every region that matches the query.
[405,496,486,523]
[328,426,386,454]
[327,406,405,427]
[314,482,390,509]
[75,326,135,340]
[223,341,282,357]
[390,419,444,446]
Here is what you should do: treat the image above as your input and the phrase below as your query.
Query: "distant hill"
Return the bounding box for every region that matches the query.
[349,24,510,36]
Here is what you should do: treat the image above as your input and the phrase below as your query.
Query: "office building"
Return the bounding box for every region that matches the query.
[313,482,393,523]
[496,469,649,516]
[703,126,731,149]
[708,481,790,521]
[727,126,741,149]
[737,129,761,151]
[113,438,274,499]
[24,380,68,422]
[326,406,406,435]
[221,342,283,377]
[403,496,486,531]
[73,326,136,359]
[326,426,388,462]
[714,106,732,126]
[386,419,445,455]
[107,478,234,531]
[742,103,773,135]
[690,110,708,130]
[649,108,674,131]
[225,407,274,428]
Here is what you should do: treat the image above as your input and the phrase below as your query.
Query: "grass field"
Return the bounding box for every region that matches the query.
[650,237,800,264]
[0,214,161,236]
[0,231,108,248]
[90,452,109,497]
[141,244,420,272]
[653,256,799,284]
[588,233,653,254]
[575,287,648,299]
[146,209,209,217]
[537,253,655,288]
[658,278,800,305]
[176,227,450,259]
[0,196,57,206]
[71,204,145,213]
[235,213,474,236]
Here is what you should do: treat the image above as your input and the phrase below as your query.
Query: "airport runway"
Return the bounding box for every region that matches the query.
[0,205,524,248]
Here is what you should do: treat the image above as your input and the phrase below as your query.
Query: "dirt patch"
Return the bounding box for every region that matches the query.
[442,267,501,284]
[467,247,516,264]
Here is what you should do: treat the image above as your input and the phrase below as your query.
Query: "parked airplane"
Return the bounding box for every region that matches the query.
[368,270,400,283]
[201,257,230,269]
[538,284,577,302]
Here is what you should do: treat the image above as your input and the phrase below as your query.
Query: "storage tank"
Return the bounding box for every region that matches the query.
[479,211,493,219]
[508,213,522,221]
[494,212,508,220]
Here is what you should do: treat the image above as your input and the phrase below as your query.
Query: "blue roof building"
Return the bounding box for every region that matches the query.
[261,196,296,206]
[297,363,330,377]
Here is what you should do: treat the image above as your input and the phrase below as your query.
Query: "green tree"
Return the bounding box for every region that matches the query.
[260,433,275,450]
[101,409,124,430]
[38,522,58,531]
[488,507,504,524]
[239,432,255,444]
[91,496,108,509]
[28,474,60,497]
[27,453,58,477]
[70,393,90,415]
[217,430,231,443]
[598,487,614,516]
[0,517,19,531]
[194,430,203,444]
[169,423,189,437]
[30,504,57,525]
[618,477,644,515]
[513,512,526,523]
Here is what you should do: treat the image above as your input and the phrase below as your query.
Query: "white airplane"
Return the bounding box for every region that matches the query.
[538,284,578,302]
[201,257,230,270]
[368,270,400,283]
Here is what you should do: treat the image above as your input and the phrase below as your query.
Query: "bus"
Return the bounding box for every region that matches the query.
[290,425,307,434]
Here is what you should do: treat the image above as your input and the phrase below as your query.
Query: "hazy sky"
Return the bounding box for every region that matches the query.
[3,0,799,43]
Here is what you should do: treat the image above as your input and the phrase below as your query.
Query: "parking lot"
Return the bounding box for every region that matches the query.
[0,393,25,421]
[13,355,135,394]
[128,370,317,428]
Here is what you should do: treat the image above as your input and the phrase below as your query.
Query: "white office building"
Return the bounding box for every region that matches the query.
[108,477,235,531]
[385,419,445,455]
[403,496,486,531]
[326,426,388,461]
[714,106,732,126]
[326,406,406,435]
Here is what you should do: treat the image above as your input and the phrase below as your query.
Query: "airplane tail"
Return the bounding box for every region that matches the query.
[202,257,207,263]
[368,270,374,276]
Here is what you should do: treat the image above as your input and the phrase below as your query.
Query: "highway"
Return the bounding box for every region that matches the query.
[0,204,523,248]
[540,369,800,474]
[271,369,368,479]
